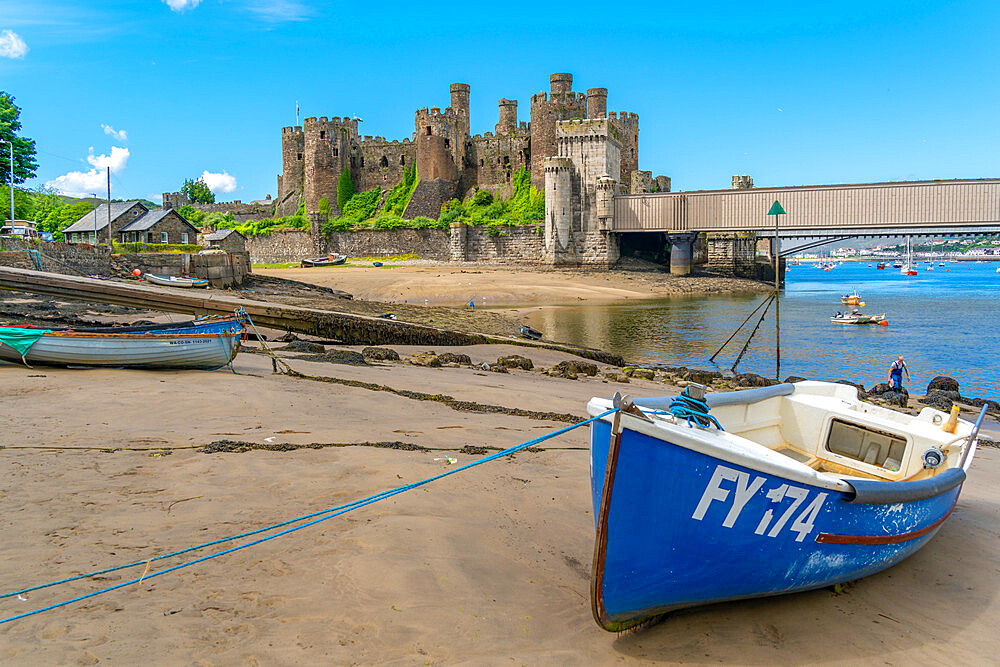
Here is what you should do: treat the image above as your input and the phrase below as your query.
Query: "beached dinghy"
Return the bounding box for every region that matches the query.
[0,326,242,370]
[301,254,347,267]
[143,273,210,288]
[587,381,984,631]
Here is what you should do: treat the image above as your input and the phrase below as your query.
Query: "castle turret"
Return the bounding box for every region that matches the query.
[496,98,518,136]
[450,83,470,121]
[587,88,608,119]
[302,116,357,214]
[550,73,573,97]
[529,72,588,190]
[544,157,573,259]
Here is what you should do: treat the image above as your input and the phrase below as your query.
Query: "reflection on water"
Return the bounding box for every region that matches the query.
[523,262,1000,398]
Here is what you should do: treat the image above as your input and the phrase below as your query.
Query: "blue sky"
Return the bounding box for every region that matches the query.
[1,0,998,202]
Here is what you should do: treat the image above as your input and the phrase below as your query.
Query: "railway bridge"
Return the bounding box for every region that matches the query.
[607,179,1000,276]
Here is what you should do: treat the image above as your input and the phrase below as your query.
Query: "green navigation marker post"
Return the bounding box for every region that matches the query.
[769,200,785,380]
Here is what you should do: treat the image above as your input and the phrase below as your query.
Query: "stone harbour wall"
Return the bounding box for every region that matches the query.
[0,240,114,275]
[325,229,450,261]
[705,232,757,277]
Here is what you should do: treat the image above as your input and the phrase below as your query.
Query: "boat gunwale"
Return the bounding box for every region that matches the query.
[34,331,241,341]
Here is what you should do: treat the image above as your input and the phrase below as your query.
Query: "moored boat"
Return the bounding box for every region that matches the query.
[831,311,887,325]
[143,273,210,288]
[301,254,347,267]
[840,289,862,305]
[0,325,243,370]
[586,382,984,631]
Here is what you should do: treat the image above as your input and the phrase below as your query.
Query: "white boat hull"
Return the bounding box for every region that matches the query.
[0,331,239,370]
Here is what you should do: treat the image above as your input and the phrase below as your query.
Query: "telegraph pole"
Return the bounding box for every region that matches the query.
[106,167,112,249]
[91,193,98,243]
[0,139,13,225]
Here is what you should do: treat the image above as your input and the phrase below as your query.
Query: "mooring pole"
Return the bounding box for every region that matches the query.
[767,200,786,380]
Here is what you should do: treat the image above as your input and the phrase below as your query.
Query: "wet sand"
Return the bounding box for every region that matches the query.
[256,262,770,307]
[1,343,999,664]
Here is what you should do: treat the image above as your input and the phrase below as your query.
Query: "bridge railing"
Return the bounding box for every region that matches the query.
[612,180,1000,233]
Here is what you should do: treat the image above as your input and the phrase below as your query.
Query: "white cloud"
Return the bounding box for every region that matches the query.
[163,0,203,11]
[87,146,130,174]
[0,30,29,59]
[45,147,131,197]
[200,170,238,194]
[101,124,127,142]
[45,170,108,198]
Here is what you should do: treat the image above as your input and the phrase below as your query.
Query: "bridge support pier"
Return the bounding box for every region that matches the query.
[667,232,699,276]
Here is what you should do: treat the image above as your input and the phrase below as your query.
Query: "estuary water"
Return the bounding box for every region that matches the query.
[524,261,1000,398]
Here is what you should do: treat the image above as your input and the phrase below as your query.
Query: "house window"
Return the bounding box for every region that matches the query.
[160,232,168,243]
[181,233,189,244]
[320,130,326,139]
[133,209,139,216]
[121,234,127,242]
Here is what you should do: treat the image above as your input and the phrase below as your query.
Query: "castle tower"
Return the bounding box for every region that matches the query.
[529,72,588,190]
[587,88,608,119]
[610,111,640,187]
[278,125,305,215]
[496,98,518,136]
[302,116,357,214]
[543,157,573,260]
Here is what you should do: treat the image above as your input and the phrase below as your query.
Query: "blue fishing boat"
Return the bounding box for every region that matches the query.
[587,381,984,632]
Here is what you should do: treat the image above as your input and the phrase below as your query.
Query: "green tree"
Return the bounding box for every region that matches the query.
[0,91,39,186]
[181,177,215,204]
[336,168,354,210]
[317,196,331,218]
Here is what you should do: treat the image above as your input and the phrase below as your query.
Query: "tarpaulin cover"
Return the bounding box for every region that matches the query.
[0,326,51,356]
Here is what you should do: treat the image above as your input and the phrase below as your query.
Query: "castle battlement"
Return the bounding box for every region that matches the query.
[282,126,303,135]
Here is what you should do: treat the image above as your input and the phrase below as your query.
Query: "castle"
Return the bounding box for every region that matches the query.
[274,73,666,231]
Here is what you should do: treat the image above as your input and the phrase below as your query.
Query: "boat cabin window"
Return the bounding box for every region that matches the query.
[826,419,906,471]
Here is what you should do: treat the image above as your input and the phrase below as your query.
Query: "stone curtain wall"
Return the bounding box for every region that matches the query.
[449,224,546,264]
[245,229,314,264]
[245,228,451,264]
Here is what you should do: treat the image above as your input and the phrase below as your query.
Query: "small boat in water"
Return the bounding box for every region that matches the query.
[301,254,347,267]
[519,324,543,340]
[143,273,210,288]
[831,311,887,325]
[0,323,243,370]
[840,289,862,305]
[876,262,885,270]
[586,382,984,631]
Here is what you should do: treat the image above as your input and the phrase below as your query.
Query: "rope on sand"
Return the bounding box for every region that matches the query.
[0,409,616,625]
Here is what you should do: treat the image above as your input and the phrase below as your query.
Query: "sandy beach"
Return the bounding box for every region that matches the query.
[256,262,771,307]
[1,339,999,664]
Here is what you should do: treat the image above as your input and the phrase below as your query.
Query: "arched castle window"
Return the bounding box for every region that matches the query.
[444,138,450,148]
[297,153,302,160]
[380,155,388,168]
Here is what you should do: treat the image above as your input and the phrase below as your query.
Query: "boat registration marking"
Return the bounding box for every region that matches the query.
[167,339,212,345]
[692,464,827,542]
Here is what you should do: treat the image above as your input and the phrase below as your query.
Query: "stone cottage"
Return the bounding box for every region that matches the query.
[117,209,199,245]
[62,202,199,245]
[62,201,147,244]
[202,228,247,253]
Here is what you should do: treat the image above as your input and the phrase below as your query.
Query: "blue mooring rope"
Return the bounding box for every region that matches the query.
[0,409,617,626]
[669,388,724,430]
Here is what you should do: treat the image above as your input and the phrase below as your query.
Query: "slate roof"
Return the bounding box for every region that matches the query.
[203,228,245,241]
[63,201,145,233]
[119,209,200,233]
